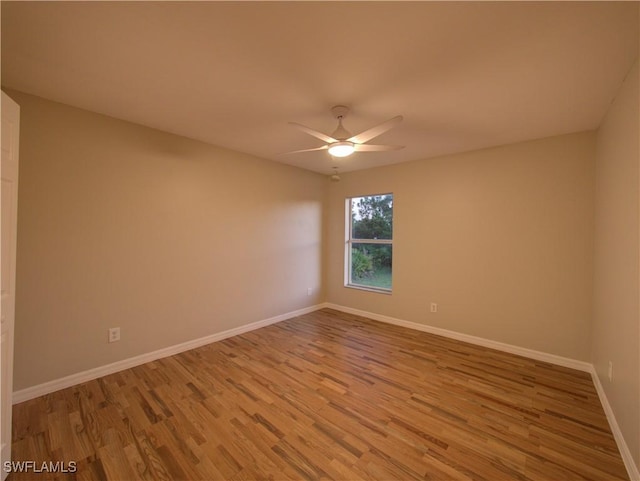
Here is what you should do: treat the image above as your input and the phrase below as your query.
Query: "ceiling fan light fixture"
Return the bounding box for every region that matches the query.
[328,141,355,157]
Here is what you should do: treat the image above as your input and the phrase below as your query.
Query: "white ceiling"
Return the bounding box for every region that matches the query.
[2,2,638,174]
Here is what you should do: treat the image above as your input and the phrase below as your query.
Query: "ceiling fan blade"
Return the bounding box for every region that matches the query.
[280,145,329,155]
[289,122,337,144]
[353,144,405,152]
[348,116,403,144]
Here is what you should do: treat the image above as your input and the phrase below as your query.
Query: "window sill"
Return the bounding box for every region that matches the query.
[344,284,392,295]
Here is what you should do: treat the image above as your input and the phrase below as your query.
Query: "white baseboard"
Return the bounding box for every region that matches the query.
[325,302,639,479]
[12,303,324,404]
[324,303,592,372]
[590,367,640,481]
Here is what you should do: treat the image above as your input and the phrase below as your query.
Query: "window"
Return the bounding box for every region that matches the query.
[345,194,393,292]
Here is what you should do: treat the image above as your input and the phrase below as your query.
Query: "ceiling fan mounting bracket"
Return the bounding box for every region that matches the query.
[331,105,350,120]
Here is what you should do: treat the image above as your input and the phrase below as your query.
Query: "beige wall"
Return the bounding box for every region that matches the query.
[593,60,640,469]
[9,91,326,391]
[327,132,595,361]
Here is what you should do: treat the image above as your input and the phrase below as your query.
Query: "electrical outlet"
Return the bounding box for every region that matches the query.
[307,287,312,296]
[108,327,121,343]
[430,303,438,313]
[608,361,613,382]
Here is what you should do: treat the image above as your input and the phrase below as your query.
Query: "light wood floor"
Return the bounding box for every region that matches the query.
[11,308,628,480]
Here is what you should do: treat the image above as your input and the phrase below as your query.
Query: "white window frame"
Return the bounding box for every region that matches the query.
[344,193,393,294]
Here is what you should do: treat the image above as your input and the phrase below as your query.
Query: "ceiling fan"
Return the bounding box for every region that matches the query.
[284,105,404,158]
